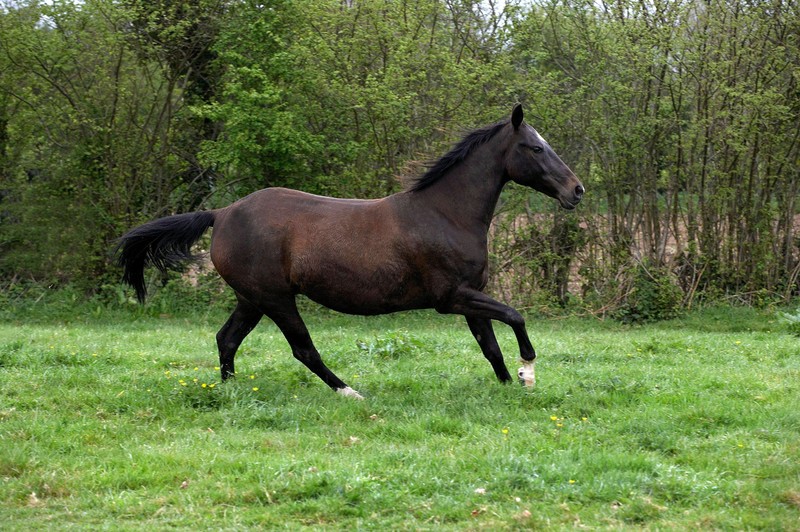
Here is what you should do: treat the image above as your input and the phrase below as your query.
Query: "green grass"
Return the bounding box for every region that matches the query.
[1,301,799,529]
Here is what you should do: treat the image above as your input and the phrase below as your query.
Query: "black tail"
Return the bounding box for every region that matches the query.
[116,211,215,302]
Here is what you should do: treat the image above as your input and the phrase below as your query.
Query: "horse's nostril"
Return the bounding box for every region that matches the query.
[575,185,585,197]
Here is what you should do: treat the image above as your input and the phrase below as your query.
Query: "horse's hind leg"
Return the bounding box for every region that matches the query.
[264,298,362,399]
[216,296,263,380]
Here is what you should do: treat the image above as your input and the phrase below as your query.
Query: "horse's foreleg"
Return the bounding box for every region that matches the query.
[466,316,512,382]
[216,298,263,380]
[265,301,363,399]
[447,288,537,386]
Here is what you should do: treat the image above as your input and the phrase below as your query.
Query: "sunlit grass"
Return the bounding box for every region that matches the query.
[1,304,799,528]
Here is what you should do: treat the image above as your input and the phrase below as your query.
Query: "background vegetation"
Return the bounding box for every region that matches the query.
[1,0,798,315]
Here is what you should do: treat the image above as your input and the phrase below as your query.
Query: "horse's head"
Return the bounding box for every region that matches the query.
[504,104,585,210]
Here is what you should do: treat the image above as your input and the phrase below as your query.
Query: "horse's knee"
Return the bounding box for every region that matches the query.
[505,308,525,328]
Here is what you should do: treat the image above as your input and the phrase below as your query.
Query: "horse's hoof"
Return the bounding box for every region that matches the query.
[518,361,536,388]
[336,386,365,400]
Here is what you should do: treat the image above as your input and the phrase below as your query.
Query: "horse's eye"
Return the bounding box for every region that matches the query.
[523,144,543,154]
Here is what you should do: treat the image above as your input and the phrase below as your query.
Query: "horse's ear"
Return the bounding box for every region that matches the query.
[511,103,524,130]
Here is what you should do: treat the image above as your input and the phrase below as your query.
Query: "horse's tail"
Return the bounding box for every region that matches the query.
[116,211,216,303]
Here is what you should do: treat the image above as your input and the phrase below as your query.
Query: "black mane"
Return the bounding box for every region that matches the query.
[407,120,508,192]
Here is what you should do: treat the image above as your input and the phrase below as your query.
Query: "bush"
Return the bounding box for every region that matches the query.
[616,261,683,324]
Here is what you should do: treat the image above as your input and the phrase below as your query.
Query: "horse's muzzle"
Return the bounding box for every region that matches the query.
[560,184,585,210]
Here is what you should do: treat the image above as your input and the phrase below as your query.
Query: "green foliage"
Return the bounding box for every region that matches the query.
[0,0,798,309]
[0,0,221,283]
[194,0,518,199]
[144,273,236,316]
[780,307,800,337]
[616,261,683,324]
[356,330,424,360]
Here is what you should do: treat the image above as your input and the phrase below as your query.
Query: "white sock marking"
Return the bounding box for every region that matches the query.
[337,386,365,400]
[518,360,536,388]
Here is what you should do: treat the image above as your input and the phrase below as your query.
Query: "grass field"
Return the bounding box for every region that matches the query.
[1,299,799,529]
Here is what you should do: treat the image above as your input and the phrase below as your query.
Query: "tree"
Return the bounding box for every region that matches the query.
[0,0,223,283]
[197,0,524,199]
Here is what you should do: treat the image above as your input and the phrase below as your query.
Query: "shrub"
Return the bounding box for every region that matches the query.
[616,261,683,324]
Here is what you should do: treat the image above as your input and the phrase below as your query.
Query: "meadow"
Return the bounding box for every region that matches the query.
[1,297,799,529]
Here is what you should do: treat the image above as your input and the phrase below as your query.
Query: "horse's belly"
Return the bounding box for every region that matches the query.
[306,292,419,316]
[294,260,431,315]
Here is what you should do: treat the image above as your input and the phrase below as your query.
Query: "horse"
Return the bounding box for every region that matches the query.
[116,104,584,398]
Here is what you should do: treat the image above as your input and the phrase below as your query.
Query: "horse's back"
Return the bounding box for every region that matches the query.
[210,188,420,311]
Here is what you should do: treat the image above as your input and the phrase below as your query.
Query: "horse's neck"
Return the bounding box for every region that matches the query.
[417,147,507,232]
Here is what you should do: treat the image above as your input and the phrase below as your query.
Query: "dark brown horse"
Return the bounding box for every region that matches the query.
[116,104,584,398]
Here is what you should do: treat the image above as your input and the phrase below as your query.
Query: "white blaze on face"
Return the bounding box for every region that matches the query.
[530,126,548,147]
[337,386,365,400]
[518,360,536,387]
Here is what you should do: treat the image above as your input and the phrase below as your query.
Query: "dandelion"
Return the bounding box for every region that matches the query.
[202,383,208,388]
[209,384,216,389]
[556,423,564,428]
[569,479,576,484]
[194,367,199,371]
[502,427,509,435]
[252,387,259,392]
[250,375,256,380]
[550,415,558,421]
[735,340,742,345]
[581,417,588,422]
